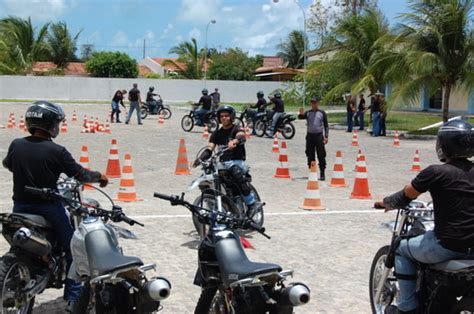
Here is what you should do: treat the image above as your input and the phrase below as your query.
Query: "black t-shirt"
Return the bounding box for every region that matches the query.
[199,95,212,110]
[253,98,267,112]
[346,100,355,112]
[271,98,284,112]
[112,93,124,105]
[209,125,246,161]
[146,91,156,102]
[358,98,366,111]
[3,137,83,203]
[129,87,140,102]
[411,159,474,251]
[370,99,380,112]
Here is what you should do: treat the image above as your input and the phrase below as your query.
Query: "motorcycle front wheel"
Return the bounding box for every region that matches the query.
[181,115,194,132]
[369,245,397,314]
[280,121,296,139]
[0,252,34,314]
[254,120,266,137]
[140,106,148,120]
[249,184,264,228]
[207,118,218,133]
[159,107,172,120]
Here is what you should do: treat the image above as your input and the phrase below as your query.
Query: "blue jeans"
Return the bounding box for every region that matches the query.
[13,201,81,301]
[395,230,467,311]
[355,111,365,130]
[371,112,381,136]
[270,112,284,135]
[221,160,255,205]
[126,101,141,124]
[346,111,354,132]
[194,108,210,126]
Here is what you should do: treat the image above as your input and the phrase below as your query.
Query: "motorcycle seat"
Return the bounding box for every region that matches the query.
[428,260,474,273]
[85,229,143,277]
[11,213,52,228]
[215,238,282,286]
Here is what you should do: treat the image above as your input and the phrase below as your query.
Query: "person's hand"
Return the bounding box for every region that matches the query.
[227,139,237,150]
[298,107,305,115]
[99,174,109,188]
[323,137,328,144]
[192,159,200,168]
[374,201,393,212]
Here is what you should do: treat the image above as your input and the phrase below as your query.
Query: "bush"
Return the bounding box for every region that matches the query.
[85,51,138,78]
[145,73,161,79]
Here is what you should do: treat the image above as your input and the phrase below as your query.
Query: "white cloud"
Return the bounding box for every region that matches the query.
[175,35,184,43]
[188,27,201,41]
[159,24,174,40]
[0,0,68,21]
[262,4,271,13]
[111,30,128,46]
[178,0,221,24]
[222,6,233,12]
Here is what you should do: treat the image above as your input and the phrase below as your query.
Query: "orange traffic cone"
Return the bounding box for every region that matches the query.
[330,150,348,187]
[393,130,400,147]
[103,120,111,133]
[245,126,251,139]
[72,111,77,122]
[351,130,359,146]
[300,162,325,210]
[411,150,421,172]
[202,125,209,139]
[350,152,372,199]
[354,149,362,171]
[60,118,68,134]
[105,139,121,178]
[273,141,291,179]
[272,133,280,153]
[116,154,142,202]
[175,139,191,175]
[158,113,165,124]
[18,116,25,131]
[7,113,15,128]
[79,146,93,190]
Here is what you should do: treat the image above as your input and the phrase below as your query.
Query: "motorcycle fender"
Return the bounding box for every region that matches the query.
[193,268,205,286]
[186,175,213,192]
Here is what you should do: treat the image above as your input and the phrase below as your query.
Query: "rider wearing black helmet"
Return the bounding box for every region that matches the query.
[146,86,159,114]
[246,91,268,135]
[376,119,474,314]
[194,105,263,218]
[2,101,109,312]
[267,92,285,137]
[195,88,212,126]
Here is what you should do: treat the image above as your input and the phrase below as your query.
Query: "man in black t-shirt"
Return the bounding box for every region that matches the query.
[195,88,212,126]
[267,92,285,136]
[2,101,108,312]
[375,119,474,314]
[125,83,142,125]
[248,91,267,135]
[194,105,262,217]
[345,94,356,132]
[354,93,366,130]
[146,86,158,114]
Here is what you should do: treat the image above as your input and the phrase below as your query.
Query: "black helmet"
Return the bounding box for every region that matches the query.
[216,105,236,123]
[257,91,264,98]
[202,88,208,95]
[149,86,154,91]
[274,92,282,99]
[25,101,65,138]
[436,119,474,162]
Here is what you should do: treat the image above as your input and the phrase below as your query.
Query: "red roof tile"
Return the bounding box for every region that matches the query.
[151,57,186,72]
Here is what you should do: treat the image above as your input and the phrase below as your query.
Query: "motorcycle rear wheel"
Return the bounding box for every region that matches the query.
[140,106,148,120]
[254,120,266,137]
[181,115,194,132]
[159,107,172,120]
[369,245,397,314]
[280,121,296,139]
[0,252,34,314]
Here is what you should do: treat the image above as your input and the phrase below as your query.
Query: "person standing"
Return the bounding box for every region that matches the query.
[346,94,356,132]
[125,83,142,125]
[369,92,382,137]
[111,90,127,123]
[210,88,221,110]
[379,93,388,136]
[298,97,329,181]
[355,93,366,130]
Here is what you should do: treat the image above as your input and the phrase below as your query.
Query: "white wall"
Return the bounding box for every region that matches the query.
[0,76,292,103]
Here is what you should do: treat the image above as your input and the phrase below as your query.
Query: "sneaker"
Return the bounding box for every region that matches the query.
[125,121,129,125]
[138,123,143,125]
[65,300,75,313]
[319,175,325,181]
[116,120,122,123]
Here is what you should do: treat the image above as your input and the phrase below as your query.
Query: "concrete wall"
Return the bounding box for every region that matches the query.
[0,76,291,103]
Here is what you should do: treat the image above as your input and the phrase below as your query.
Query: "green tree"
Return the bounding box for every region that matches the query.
[208,48,260,80]
[378,0,474,122]
[0,16,49,74]
[276,30,306,69]
[167,38,204,79]
[85,51,138,78]
[46,22,81,68]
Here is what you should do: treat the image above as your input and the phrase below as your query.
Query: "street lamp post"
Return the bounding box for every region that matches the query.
[273,0,307,108]
[204,19,216,87]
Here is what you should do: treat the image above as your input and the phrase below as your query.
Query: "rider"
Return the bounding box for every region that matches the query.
[193,105,262,218]
[2,101,109,312]
[267,92,285,137]
[375,119,474,314]
[195,88,212,126]
[248,91,267,135]
[146,86,159,114]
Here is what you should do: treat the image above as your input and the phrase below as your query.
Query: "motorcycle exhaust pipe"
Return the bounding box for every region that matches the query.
[12,227,52,256]
[144,277,171,301]
[280,283,311,306]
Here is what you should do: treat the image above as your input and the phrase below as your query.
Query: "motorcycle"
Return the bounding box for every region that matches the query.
[153,192,311,314]
[254,110,296,139]
[370,201,474,313]
[189,147,264,240]
[235,107,256,129]
[140,95,172,120]
[181,104,218,133]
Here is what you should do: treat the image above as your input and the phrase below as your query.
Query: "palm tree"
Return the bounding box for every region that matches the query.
[167,38,204,79]
[277,30,306,69]
[46,22,82,68]
[380,0,474,122]
[312,8,390,102]
[0,16,49,74]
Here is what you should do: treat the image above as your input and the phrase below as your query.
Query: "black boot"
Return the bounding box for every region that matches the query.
[319,168,325,181]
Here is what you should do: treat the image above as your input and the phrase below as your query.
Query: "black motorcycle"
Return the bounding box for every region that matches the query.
[181,104,218,133]
[140,95,172,120]
[153,192,311,314]
[254,110,296,139]
[370,201,474,313]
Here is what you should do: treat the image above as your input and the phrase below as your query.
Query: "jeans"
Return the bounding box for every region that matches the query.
[346,111,354,132]
[395,230,467,311]
[125,101,141,124]
[371,112,381,136]
[147,100,158,114]
[111,101,121,122]
[221,160,255,205]
[194,108,210,125]
[270,112,284,134]
[13,201,81,301]
[355,111,365,130]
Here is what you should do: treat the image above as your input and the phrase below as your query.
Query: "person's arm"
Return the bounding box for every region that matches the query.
[322,111,329,142]
[2,142,13,171]
[228,129,246,150]
[378,184,421,212]
[297,108,307,120]
[60,147,108,187]
[120,97,126,108]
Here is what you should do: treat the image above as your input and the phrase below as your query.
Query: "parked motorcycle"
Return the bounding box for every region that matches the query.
[140,95,172,120]
[153,192,311,314]
[181,104,218,133]
[189,147,264,240]
[254,110,296,139]
[370,201,474,313]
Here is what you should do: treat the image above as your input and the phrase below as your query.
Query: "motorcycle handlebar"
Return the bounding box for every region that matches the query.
[116,212,144,227]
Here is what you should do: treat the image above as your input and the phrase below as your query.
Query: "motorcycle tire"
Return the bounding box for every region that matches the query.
[369,245,396,314]
[194,286,226,314]
[159,107,172,120]
[140,106,148,120]
[249,184,264,228]
[254,120,266,137]
[0,252,34,314]
[234,117,244,128]
[181,115,194,132]
[448,297,474,313]
[73,282,94,314]
[207,118,218,133]
[280,121,296,139]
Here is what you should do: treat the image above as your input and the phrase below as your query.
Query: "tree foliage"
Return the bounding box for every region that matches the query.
[85,51,138,78]
[276,30,306,69]
[46,21,81,68]
[207,48,260,80]
[167,38,204,79]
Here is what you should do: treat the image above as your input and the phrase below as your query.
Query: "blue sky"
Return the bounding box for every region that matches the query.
[0,0,410,60]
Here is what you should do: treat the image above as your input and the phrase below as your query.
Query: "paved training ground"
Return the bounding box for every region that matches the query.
[0,103,439,313]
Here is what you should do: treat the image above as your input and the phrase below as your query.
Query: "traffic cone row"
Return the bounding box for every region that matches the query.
[273,141,291,179]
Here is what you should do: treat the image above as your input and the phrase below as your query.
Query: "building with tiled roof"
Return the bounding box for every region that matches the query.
[254,56,302,81]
